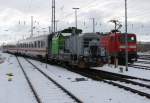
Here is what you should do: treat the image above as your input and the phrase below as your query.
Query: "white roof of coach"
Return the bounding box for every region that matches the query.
[18,35,48,43]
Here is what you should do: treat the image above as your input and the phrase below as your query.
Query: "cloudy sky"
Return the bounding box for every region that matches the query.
[0,0,150,45]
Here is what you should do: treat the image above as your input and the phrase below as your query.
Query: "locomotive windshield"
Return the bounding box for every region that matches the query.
[120,35,136,43]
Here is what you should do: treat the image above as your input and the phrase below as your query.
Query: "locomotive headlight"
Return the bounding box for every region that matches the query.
[119,45,126,49]
[129,46,136,48]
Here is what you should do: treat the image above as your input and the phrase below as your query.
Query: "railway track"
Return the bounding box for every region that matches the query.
[136,60,150,64]
[16,57,42,103]
[138,55,150,61]
[138,58,150,61]
[139,54,150,58]
[129,64,150,71]
[16,54,150,100]
[67,67,150,99]
[17,56,82,103]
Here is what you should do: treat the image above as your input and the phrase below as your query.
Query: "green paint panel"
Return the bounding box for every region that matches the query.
[52,34,65,55]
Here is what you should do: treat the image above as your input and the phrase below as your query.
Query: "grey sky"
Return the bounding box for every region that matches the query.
[0,0,150,44]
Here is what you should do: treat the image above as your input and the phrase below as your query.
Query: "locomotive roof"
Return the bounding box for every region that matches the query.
[103,32,136,36]
[121,33,136,35]
[79,33,99,38]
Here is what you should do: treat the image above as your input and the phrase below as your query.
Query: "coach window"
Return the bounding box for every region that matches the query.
[32,43,33,48]
[40,41,42,48]
[43,42,45,47]
[38,41,40,48]
[34,41,36,48]
[39,41,41,48]
[41,41,43,48]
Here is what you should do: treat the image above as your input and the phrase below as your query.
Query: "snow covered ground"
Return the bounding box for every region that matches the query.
[28,58,150,103]
[134,61,150,67]
[93,64,150,80]
[18,57,75,103]
[0,51,150,103]
[0,52,37,103]
[138,52,150,55]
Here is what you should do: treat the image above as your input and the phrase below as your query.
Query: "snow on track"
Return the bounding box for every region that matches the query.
[18,57,76,103]
[0,53,37,103]
[134,62,150,67]
[112,80,150,95]
[94,64,150,80]
[28,58,150,103]
[129,79,150,85]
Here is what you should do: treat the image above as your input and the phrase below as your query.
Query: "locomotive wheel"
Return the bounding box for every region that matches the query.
[97,59,103,67]
[78,60,87,69]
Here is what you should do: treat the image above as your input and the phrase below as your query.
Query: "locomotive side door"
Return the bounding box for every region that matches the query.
[109,36,116,56]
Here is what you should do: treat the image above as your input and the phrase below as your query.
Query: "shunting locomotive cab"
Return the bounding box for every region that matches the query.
[64,33,106,68]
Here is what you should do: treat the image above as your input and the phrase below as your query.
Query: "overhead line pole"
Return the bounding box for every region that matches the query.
[72,8,79,60]
[31,16,33,37]
[52,0,56,33]
[54,0,56,33]
[125,0,128,71]
[55,20,59,32]
[90,18,95,33]
[72,8,79,29]
[51,0,53,33]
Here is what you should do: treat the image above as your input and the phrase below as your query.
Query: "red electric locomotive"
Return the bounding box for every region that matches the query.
[100,31,138,64]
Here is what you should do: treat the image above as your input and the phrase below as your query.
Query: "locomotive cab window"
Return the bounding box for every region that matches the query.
[120,35,136,43]
[129,36,136,42]
[110,37,115,42]
[83,38,92,47]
